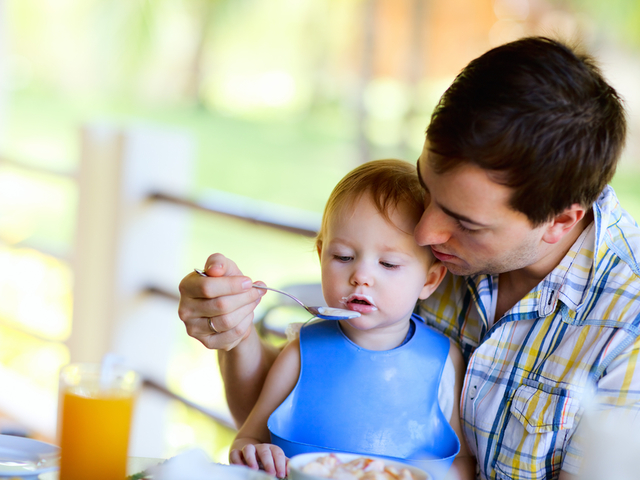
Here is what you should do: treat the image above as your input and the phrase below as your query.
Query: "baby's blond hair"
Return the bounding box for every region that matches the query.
[315,159,426,251]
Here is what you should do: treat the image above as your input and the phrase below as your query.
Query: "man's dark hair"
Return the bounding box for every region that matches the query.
[426,36,627,226]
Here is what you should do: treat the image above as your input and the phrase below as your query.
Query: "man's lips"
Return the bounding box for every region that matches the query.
[430,247,457,262]
[340,294,378,313]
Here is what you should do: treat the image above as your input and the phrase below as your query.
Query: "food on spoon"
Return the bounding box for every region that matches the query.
[317,307,361,318]
[300,454,416,480]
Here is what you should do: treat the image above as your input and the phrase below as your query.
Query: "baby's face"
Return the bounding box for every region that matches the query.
[318,194,434,333]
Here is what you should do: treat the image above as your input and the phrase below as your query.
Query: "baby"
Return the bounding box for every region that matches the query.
[229,159,473,479]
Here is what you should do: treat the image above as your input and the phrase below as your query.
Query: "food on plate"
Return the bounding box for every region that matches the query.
[299,454,416,480]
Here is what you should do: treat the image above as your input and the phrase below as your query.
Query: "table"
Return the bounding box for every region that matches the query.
[38,457,164,479]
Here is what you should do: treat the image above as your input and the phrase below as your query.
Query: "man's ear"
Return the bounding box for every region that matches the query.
[542,204,586,245]
[418,261,447,300]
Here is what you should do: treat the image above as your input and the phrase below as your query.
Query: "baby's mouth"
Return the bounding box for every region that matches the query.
[340,294,378,313]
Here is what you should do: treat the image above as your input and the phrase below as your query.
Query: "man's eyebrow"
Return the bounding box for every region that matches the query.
[416,158,428,191]
[417,157,490,228]
[440,205,489,227]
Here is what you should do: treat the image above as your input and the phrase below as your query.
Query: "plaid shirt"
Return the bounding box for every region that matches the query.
[417,185,640,480]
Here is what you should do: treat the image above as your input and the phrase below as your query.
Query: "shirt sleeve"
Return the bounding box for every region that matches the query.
[563,333,640,475]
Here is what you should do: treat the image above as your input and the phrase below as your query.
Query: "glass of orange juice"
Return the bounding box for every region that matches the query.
[57,362,141,480]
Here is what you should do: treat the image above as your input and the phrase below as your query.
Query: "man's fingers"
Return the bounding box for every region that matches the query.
[205,287,265,316]
[178,284,264,326]
[180,272,256,300]
[203,253,242,277]
[177,254,267,352]
[179,253,256,301]
[214,292,265,331]
[204,311,256,351]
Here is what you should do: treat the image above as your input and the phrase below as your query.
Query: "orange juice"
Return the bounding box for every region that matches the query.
[58,363,140,480]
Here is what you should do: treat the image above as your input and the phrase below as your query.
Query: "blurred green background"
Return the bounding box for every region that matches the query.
[0,0,639,463]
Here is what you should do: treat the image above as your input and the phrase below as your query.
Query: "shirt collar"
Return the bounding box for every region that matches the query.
[542,221,594,316]
[552,185,619,315]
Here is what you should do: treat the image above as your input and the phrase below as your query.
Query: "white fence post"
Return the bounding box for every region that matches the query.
[70,124,196,457]
[69,124,194,371]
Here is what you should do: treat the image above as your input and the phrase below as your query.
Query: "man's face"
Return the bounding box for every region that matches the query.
[415,143,549,276]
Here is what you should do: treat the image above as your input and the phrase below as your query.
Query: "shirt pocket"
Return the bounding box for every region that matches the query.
[494,380,580,480]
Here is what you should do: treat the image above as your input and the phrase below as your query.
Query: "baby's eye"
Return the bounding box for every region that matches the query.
[380,261,400,269]
[334,255,352,262]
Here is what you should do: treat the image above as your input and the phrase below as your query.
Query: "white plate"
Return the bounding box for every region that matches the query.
[0,434,59,478]
[288,452,430,480]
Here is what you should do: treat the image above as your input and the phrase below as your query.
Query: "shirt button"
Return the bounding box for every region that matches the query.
[469,385,478,399]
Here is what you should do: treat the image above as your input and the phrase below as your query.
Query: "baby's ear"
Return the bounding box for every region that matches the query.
[316,241,323,260]
[418,261,447,300]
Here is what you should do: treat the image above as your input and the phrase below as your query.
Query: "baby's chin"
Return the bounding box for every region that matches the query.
[340,317,375,331]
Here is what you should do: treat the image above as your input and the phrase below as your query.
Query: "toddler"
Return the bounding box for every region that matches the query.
[229,159,473,480]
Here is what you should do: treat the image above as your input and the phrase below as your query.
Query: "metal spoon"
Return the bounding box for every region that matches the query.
[194,268,361,320]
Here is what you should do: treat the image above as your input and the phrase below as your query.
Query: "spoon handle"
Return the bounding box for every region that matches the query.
[251,284,307,309]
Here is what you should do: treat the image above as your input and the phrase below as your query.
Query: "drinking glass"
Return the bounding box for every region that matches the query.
[57,363,141,480]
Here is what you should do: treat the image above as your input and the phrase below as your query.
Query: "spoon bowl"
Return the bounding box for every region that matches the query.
[193,269,360,321]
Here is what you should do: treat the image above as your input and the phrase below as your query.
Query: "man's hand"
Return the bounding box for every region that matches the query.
[178,253,266,351]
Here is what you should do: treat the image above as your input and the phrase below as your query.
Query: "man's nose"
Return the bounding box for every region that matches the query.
[414,207,452,246]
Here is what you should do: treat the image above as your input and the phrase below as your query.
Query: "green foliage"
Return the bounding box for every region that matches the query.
[560,0,640,47]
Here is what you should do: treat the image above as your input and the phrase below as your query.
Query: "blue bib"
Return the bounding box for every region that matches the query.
[268,315,460,480]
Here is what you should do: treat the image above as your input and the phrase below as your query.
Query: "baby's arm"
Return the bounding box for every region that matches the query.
[229,338,301,478]
[446,340,476,480]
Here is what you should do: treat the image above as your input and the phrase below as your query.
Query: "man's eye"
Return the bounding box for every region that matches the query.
[380,261,399,269]
[455,220,477,234]
[334,255,352,262]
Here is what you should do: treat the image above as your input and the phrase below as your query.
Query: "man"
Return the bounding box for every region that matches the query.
[178,37,640,479]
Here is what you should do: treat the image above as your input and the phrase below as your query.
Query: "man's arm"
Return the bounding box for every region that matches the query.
[178,253,279,426]
[218,328,281,426]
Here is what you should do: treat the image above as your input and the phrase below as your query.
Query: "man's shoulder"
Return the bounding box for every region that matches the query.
[576,188,640,330]
[580,256,640,332]
[596,186,640,275]
[592,188,640,287]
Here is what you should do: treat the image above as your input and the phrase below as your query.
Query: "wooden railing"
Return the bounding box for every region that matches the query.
[0,124,321,444]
